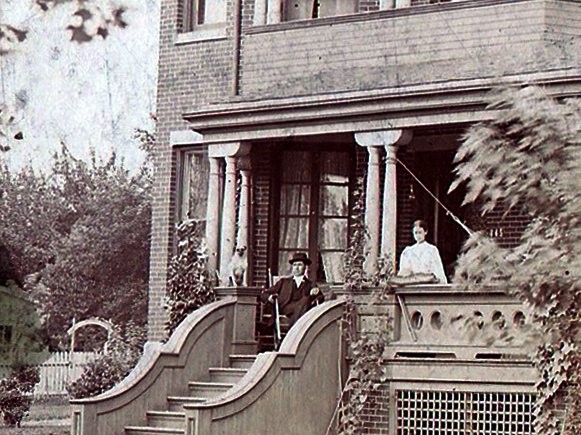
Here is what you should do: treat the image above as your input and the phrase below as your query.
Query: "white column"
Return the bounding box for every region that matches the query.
[206,157,222,279]
[237,157,252,285]
[219,156,238,283]
[395,0,412,8]
[382,145,398,266]
[364,146,382,275]
[209,141,251,286]
[267,0,282,24]
[380,0,393,9]
[254,0,267,25]
[355,129,412,273]
[381,0,410,9]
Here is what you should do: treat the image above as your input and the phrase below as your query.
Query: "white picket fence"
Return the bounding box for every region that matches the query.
[0,351,98,396]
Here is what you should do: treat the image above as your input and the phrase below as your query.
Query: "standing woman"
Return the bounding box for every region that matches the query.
[397,220,448,284]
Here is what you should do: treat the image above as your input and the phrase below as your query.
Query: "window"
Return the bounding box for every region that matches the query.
[178,149,210,229]
[274,147,353,284]
[182,0,227,39]
[284,0,357,21]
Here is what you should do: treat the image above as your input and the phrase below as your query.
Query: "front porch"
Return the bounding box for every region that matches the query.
[71,283,538,434]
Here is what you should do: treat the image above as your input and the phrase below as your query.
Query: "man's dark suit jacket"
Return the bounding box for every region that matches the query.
[260,276,324,314]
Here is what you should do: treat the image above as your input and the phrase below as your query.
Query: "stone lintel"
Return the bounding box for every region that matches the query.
[354,129,413,147]
[208,142,251,158]
[170,129,203,146]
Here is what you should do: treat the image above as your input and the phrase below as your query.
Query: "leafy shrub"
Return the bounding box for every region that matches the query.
[67,322,145,399]
[451,86,580,434]
[165,219,216,335]
[0,144,151,349]
[0,365,40,427]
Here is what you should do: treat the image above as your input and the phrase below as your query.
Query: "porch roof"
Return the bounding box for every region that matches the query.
[182,70,581,144]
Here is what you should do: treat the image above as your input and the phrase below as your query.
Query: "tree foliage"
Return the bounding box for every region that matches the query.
[0,365,40,427]
[0,0,128,55]
[451,86,580,434]
[0,144,151,349]
[165,219,216,335]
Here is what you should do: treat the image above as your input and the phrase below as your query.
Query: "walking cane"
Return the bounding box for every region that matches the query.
[273,295,282,350]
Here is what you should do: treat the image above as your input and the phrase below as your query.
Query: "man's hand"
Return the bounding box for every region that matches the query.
[310,287,320,296]
[268,294,277,303]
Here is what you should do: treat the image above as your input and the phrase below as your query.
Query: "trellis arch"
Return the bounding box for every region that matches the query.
[67,318,113,352]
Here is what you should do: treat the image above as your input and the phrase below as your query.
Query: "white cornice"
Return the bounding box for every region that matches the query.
[182,70,581,143]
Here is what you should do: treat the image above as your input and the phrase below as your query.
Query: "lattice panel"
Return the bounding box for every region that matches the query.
[396,389,534,434]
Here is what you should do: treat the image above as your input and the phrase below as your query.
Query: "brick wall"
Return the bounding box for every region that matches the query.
[149,0,237,340]
[359,385,390,434]
[239,0,577,99]
[251,143,273,287]
[150,0,574,338]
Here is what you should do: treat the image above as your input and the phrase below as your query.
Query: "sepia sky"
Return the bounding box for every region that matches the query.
[0,0,160,172]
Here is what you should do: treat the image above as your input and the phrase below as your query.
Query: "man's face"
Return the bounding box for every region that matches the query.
[291,261,306,277]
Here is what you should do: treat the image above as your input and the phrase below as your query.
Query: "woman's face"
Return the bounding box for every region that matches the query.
[412,225,427,243]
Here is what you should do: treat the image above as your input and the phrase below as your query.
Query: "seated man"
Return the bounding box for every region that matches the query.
[260,252,324,328]
[397,220,448,284]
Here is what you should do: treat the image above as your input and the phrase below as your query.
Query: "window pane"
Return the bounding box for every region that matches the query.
[198,0,226,25]
[280,184,310,215]
[320,251,345,283]
[320,151,349,183]
[318,218,348,249]
[281,151,311,182]
[181,151,209,221]
[320,185,348,216]
[279,217,309,249]
[285,1,315,21]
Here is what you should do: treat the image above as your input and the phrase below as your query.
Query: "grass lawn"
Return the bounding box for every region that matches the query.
[0,396,70,435]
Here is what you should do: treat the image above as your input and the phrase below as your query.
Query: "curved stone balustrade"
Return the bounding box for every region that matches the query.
[182,298,347,435]
[70,298,239,435]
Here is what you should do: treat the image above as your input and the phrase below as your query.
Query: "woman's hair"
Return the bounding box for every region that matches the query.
[413,219,429,232]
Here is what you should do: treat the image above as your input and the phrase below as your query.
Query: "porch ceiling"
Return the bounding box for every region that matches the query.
[182,70,581,144]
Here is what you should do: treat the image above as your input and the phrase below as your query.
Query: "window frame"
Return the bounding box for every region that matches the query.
[270,143,354,284]
[178,0,227,43]
[175,146,211,227]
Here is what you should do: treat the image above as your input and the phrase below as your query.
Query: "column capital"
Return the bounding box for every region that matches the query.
[237,156,252,172]
[208,141,251,158]
[366,145,382,163]
[354,129,413,147]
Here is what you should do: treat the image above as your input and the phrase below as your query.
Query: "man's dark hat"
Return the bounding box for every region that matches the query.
[289,252,311,265]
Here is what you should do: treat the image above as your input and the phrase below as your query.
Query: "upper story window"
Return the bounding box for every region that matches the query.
[180,0,227,41]
[254,0,358,25]
[284,0,357,21]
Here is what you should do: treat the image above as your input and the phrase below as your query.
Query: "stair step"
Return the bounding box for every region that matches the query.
[188,381,234,397]
[208,367,247,383]
[229,354,256,369]
[125,425,184,435]
[146,410,185,429]
[166,396,207,411]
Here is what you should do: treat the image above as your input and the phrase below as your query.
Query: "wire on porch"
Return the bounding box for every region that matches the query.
[396,157,474,237]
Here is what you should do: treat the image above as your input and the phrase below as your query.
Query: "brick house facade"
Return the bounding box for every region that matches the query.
[144,0,581,433]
